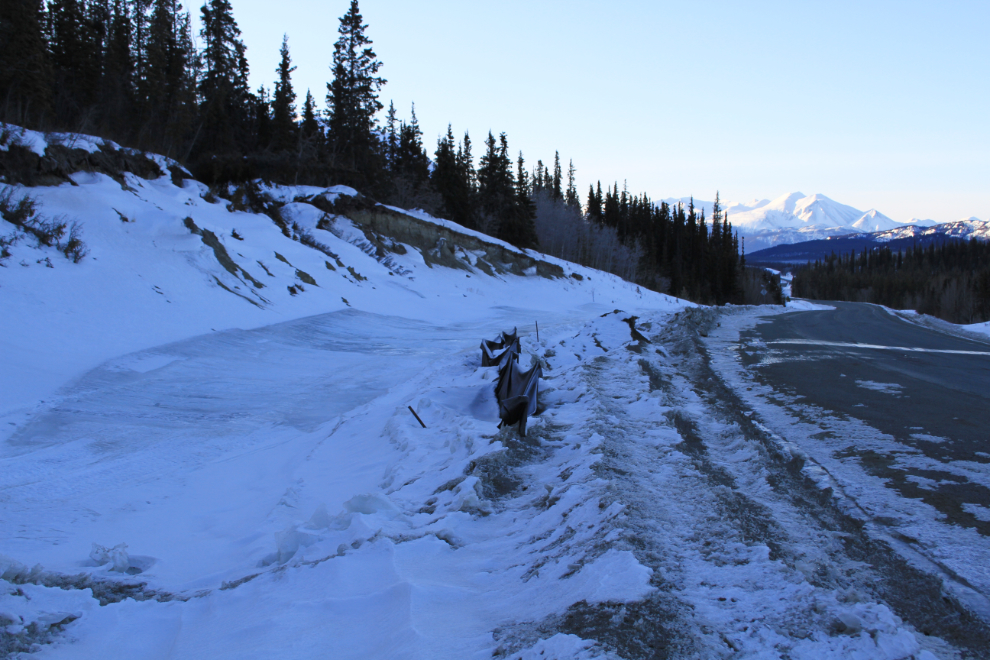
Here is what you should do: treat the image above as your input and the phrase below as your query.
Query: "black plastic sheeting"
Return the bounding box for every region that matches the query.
[480,328,518,367]
[481,329,542,435]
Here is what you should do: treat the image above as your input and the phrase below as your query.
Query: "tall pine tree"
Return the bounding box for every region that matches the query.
[325,0,385,190]
[271,34,297,152]
[432,124,475,228]
[0,0,52,125]
[197,0,251,157]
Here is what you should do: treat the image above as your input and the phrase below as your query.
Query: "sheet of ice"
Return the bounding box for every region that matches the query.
[854,379,904,395]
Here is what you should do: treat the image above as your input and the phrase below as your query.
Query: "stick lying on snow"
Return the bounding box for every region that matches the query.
[408,406,427,428]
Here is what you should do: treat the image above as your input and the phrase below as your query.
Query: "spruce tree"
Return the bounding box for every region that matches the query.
[513,150,537,245]
[603,183,619,229]
[0,0,52,125]
[432,124,474,228]
[296,87,324,176]
[384,100,397,171]
[565,159,579,208]
[300,89,321,142]
[47,0,87,122]
[457,131,475,190]
[477,132,536,248]
[271,34,297,152]
[142,0,195,156]
[325,0,385,190]
[394,102,429,188]
[198,0,251,157]
[477,131,513,220]
[586,184,601,221]
[101,0,133,132]
[255,84,271,150]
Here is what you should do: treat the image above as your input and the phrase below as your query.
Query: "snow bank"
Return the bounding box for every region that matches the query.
[786,299,835,311]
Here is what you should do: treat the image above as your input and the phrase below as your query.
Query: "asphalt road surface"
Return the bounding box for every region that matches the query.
[738,301,990,534]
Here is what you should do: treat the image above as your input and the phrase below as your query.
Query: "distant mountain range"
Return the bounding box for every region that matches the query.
[744,217,990,266]
[661,192,984,254]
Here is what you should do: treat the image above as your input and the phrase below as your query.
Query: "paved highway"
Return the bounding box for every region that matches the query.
[736,301,990,534]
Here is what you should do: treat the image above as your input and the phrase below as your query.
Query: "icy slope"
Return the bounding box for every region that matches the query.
[0,126,666,430]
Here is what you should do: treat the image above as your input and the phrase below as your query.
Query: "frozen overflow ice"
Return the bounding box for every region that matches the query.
[1,124,988,658]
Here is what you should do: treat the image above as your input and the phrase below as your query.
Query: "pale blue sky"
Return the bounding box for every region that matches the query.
[212,0,988,223]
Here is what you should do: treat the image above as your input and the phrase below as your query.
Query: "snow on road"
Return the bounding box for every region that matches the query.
[707,306,990,654]
[3,305,955,659]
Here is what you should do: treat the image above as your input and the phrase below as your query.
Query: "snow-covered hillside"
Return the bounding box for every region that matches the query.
[0,125,670,425]
[0,126,688,657]
[872,217,990,243]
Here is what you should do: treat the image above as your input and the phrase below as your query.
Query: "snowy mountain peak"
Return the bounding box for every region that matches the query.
[852,209,901,233]
[773,192,809,214]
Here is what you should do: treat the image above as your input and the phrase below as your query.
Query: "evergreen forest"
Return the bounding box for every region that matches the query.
[1,0,750,304]
[792,240,990,324]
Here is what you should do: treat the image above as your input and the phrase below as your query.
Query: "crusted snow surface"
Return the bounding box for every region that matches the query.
[0,165,655,430]
[0,130,970,656]
[1,305,952,658]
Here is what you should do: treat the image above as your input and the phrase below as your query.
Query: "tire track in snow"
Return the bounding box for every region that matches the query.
[519,309,967,659]
[684,308,990,658]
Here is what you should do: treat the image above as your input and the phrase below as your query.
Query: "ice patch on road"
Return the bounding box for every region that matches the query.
[910,433,948,444]
[855,380,904,395]
[709,305,990,638]
[963,504,990,523]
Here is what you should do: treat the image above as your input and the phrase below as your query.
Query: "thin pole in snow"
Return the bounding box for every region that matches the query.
[536,320,539,342]
[408,406,427,428]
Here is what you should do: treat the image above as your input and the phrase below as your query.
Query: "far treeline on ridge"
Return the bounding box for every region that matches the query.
[792,240,990,325]
[0,0,767,305]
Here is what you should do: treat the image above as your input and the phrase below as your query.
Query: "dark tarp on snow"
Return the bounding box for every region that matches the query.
[480,328,518,367]
[481,329,541,435]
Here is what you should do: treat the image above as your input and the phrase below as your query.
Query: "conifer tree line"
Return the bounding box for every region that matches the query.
[792,239,990,324]
[1,0,744,303]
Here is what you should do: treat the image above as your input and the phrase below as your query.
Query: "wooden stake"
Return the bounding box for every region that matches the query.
[408,406,426,428]
[536,320,539,341]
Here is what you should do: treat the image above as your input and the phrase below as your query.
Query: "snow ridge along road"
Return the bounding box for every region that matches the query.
[707,304,990,658]
[5,305,977,658]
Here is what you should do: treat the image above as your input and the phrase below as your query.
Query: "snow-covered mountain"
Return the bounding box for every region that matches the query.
[851,209,901,233]
[744,215,990,265]
[663,192,985,252]
[871,216,990,242]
